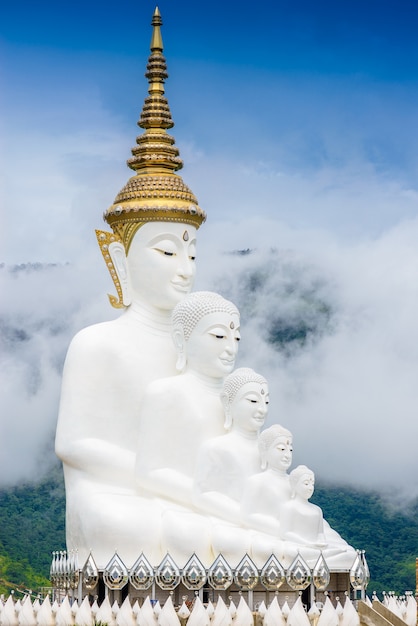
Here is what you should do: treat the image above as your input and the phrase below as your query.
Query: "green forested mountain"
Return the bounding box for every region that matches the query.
[0,465,65,596]
[0,465,416,596]
[312,484,418,595]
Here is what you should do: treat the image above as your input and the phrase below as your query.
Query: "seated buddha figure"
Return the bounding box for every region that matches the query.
[241,424,293,565]
[281,465,357,568]
[135,290,241,565]
[194,367,269,519]
[280,465,327,565]
[55,221,202,568]
[55,8,207,568]
[193,367,269,565]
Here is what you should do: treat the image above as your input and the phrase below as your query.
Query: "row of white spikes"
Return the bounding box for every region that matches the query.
[0,592,417,626]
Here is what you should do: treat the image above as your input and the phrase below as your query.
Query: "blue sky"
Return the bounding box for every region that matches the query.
[2,1,418,497]
[3,0,418,74]
[2,0,418,262]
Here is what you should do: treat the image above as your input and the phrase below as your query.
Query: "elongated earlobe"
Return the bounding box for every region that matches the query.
[110,241,132,307]
[221,392,232,430]
[172,327,187,372]
[176,351,186,372]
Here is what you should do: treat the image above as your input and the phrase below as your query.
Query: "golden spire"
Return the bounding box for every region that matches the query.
[104,7,206,253]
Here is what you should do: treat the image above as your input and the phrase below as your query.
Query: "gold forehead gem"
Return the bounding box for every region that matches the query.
[230,321,235,329]
[183,230,189,241]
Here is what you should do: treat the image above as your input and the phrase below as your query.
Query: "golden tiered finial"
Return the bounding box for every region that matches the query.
[104,7,206,253]
[150,6,163,51]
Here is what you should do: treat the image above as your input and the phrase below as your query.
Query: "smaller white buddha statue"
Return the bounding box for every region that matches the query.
[280,465,326,563]
[241,424,293,566]
[135,290,240,565]
[281,465,357,568]
[193,367,269,565]
[241,424,293,534]
[194,367,269,522]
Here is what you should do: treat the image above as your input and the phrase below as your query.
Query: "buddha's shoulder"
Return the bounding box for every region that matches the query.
[198,436,234,466]
[71,318,143,347]
[201,433,232,453]
[246,471,269,487]
[66,319,134,359]
[145,374,187,395]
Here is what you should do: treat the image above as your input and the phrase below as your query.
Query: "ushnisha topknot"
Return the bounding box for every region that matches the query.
[222,368,268,405]
[103,7,205,255]
[171,291,239,342]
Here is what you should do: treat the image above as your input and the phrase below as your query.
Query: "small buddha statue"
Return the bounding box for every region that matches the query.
[281,465,357,568]
[280,465,327,565]
[194,367,269,521]
[241,424,293,566]
[193,367,269,565]
[242,424,293,533]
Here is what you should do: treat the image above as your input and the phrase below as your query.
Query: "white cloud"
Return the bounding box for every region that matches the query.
[0,262,121,485]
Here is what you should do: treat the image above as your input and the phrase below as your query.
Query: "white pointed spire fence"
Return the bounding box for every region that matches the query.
[0,588,417,626]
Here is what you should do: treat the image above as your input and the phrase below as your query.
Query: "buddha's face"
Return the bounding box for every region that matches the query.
[295,473,315,500]
[231,382,269,434]
[185,311,241,379]
[127,222,197,310]
[266,436,293,472]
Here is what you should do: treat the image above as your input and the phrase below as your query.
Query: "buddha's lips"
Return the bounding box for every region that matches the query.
[219,357,235,365]
[171,280,191,291]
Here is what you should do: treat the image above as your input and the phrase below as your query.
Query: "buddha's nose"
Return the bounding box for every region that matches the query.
[177,255,194,278]
[226,336,238,356]
[259,403,268,416]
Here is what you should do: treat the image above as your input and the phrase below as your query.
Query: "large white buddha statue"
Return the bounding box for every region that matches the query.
[135,291,240,565]
[55,9,206,568]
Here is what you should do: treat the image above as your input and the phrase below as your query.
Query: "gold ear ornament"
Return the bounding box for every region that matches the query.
[95,230,126,309]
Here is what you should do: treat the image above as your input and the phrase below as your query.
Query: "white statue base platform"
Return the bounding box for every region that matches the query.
[50,547,368,609]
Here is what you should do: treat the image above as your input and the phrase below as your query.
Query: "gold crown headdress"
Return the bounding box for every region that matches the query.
[102,7,206,255]
[97,7,206,308]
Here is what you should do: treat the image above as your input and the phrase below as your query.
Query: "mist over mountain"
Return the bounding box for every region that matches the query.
[0,261,116,487]
[2,216,418,504]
